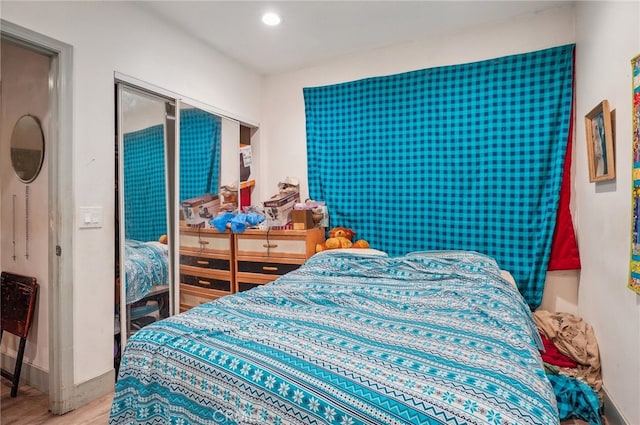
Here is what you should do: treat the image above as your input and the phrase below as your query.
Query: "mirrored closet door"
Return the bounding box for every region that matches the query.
[177,102,223,311]
[114,76,251,372]
[116,84,175,349]
[177,109,238,311]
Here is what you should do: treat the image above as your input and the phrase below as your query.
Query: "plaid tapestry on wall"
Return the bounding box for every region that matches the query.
[123,124,168,242]
[123,108,220,242]
[304,44,575,309]
[179,107,221,202]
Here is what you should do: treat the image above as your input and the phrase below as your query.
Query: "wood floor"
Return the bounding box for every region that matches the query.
[0,380,112,424]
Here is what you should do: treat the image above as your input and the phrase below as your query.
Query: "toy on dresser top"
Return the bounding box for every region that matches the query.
[315,227,370,253]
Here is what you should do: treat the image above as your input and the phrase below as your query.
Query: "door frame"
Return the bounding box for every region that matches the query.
[1,20,75,414]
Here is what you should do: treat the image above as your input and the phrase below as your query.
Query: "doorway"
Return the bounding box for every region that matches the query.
[1,21,75,415]
[0,36,52,415]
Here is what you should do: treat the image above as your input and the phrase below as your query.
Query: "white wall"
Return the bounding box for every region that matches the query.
[2,1,262,386]
[574,2,640,423]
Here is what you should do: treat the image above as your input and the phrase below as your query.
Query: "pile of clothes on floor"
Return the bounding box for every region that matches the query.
[534,310,603,425]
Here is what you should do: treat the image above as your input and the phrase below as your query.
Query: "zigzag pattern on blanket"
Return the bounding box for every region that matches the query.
[111,251,558,425]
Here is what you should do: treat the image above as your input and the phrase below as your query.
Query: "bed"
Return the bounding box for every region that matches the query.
[109,250,558,425]
[123,239,169,305]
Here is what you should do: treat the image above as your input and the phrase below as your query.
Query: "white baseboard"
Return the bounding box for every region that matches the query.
[2,352,114,414]
[1,352,49,394]
[603,385,630,425]
[71,368,115,410]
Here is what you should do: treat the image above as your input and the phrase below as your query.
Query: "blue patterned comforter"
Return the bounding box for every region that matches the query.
[124,240,169,305]
[110,250,558,425]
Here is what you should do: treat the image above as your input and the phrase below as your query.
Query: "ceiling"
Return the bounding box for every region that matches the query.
[138,1,571,76]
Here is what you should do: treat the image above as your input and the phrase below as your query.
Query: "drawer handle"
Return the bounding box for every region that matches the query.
[263,243,278,248]
[196,260,209,265]
[262,266,279,272]
[199,241,209,245]
[198,279,211,286]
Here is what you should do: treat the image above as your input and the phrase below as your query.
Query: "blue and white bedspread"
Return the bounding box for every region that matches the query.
[110,250,558,425]
[124,240,169,305]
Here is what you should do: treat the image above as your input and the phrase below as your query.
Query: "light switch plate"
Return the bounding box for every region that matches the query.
[79,206,103,228]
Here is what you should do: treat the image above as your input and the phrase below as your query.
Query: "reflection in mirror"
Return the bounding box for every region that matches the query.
[177,103,222,311]
[11,114,45,183]
[116,85,173,352]
[219,118,241,211]
[179,103,221,206]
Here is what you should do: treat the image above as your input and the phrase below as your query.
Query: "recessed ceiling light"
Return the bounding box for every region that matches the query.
[262,12,281,26]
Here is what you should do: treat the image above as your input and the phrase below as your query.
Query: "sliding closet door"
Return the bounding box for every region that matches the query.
[116,84,175,348]
[176,103,238,311]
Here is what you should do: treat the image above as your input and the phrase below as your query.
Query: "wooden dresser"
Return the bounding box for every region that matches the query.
[234,228,324,292]
[179,227,234,312]
[179,226,324,311]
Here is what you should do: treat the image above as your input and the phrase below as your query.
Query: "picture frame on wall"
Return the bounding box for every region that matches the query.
[585,100,615,182]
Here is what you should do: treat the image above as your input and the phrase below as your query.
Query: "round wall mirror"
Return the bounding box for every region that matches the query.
[10,114,45,183]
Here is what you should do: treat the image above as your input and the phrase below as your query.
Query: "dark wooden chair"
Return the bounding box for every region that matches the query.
[0,271,38,397]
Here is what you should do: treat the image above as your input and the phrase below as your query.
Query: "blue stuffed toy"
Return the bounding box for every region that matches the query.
[210,211,264,233]
[211,212,235,232]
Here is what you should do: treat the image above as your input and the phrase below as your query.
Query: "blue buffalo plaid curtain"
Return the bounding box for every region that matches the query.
[123,108,221,242]
[304,44,575,309]
[123,124,168,242]
[179,107,221,202]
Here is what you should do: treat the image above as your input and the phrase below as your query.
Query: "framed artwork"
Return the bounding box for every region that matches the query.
[630,54,640,295]
[585,100,615,182]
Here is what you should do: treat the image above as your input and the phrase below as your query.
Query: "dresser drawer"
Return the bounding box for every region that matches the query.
[180,229,232,254]
[236,273,281,289]
[235,228,324,259]
[238,282,262,292]
[180,254,230,271]
[180,273,232,292]
[233,228,324,292]
[236,260,300,276]
[236,259,300,290]
[236,236,307,259]
[180,286,228,312]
